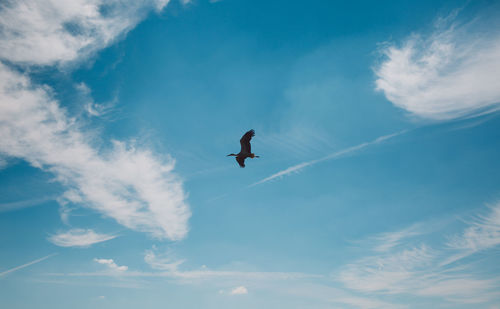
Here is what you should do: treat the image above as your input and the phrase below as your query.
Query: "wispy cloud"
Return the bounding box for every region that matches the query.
[0,0,170,66]
[251,131,405,186]
[336,201,500,305]
[144,250,185,272]
[94,258,128,272]
[56,253,402,308]
[370,223,426,253]
[48,229,117,247]
[375,10,500,120]
[0,254,57,277]
[230,286,248,295]
[0,196,54,213]
[444,202,500,266]
[0,1,191,240]
[52,253,398,307]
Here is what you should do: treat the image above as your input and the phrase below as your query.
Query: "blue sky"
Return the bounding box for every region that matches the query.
[1,0,500,308]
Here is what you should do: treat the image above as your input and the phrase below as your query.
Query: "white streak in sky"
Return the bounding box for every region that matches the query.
[49,229,117,247]
[0,254,57,277]
[0,196,54,213]
[251,131,406,186]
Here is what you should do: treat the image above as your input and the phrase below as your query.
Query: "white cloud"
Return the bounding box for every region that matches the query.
[375,13,500,120]
[0,253,56,277]
[0,0,169,66]
[336,204,500,305]
[54,250,401,308]
[0,64,190,240]
[230,286,248,295]
[338,245,435,294]
[144,250,185,272]
[251,131,405,186]
[94,258,128,272]
[0,196,54,213]
[445,202,500,264]
[48,229,117,247]
[0,0,191,240]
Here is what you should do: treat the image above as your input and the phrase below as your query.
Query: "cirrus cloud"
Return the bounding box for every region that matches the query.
[0,0,191,241]
[48,229,117,247]
[375,12,500,120]
[94,258,128,272]
[0,0,169,66]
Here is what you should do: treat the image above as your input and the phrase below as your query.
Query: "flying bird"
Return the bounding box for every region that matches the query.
[227,129,260,168]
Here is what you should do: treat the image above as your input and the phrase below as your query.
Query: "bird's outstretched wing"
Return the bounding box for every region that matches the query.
[236,156,245,168]
[240,129,255,153]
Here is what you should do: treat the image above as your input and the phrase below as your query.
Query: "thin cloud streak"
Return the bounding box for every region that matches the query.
[336,201,500,305]
[48,229,117,247]
[0,196,54,213]
[0,254,57,277]
[251,130,406,186]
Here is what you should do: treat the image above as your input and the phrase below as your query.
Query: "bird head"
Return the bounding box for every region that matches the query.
[227,153,237,156]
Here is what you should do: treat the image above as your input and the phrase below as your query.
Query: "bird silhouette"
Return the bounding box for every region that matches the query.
[227,129,260,168]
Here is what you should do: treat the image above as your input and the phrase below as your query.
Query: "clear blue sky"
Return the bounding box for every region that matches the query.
[1,0,500,308]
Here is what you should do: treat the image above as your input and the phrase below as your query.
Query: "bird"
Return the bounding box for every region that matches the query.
[227,129,260,168]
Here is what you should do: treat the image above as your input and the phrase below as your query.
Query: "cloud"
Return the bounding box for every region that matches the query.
[336,203,500,305]
[370,223,427,253]
[52,248,403,308]
[0,0,169,66]
[75,83,115,117]
[0,254,57,277]
[230,286,248,295]
[0,1,191,240]
[94,258,128,272]
[444,202,500,265]
[0,64,190,240]
[251,131,405,186]
[144,250,185,272]
[0,196,54,213]
[375,12,500,120]
[48,229,117,247]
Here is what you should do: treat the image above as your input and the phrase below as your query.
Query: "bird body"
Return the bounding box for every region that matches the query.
[227,129,259,167]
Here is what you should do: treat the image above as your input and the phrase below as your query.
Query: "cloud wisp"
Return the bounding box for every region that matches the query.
[0,0,169,66]
[251,131,405,186]
[48,229,117,247]
[0,254,57,277]
[94,258,128,272]
[336,201,500,305]
[0,1,191,241]
[0,63,190,240]
[230,286,248,295]
[0,196,54,213]
[375,11,500,120]
[53,249,400,308]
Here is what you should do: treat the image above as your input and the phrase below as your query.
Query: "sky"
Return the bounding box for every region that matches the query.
[1,0,500,308]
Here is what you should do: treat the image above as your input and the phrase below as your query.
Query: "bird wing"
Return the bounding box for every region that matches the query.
[236,156,245,168]
[240,129,255,154]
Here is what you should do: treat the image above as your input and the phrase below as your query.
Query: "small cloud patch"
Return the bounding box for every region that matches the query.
[49,229,116,247]
[230,286,248,295]
[94,258,128,272]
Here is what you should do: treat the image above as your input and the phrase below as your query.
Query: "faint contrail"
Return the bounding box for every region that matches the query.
[0,253,57,277]
[250,130,407,187]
